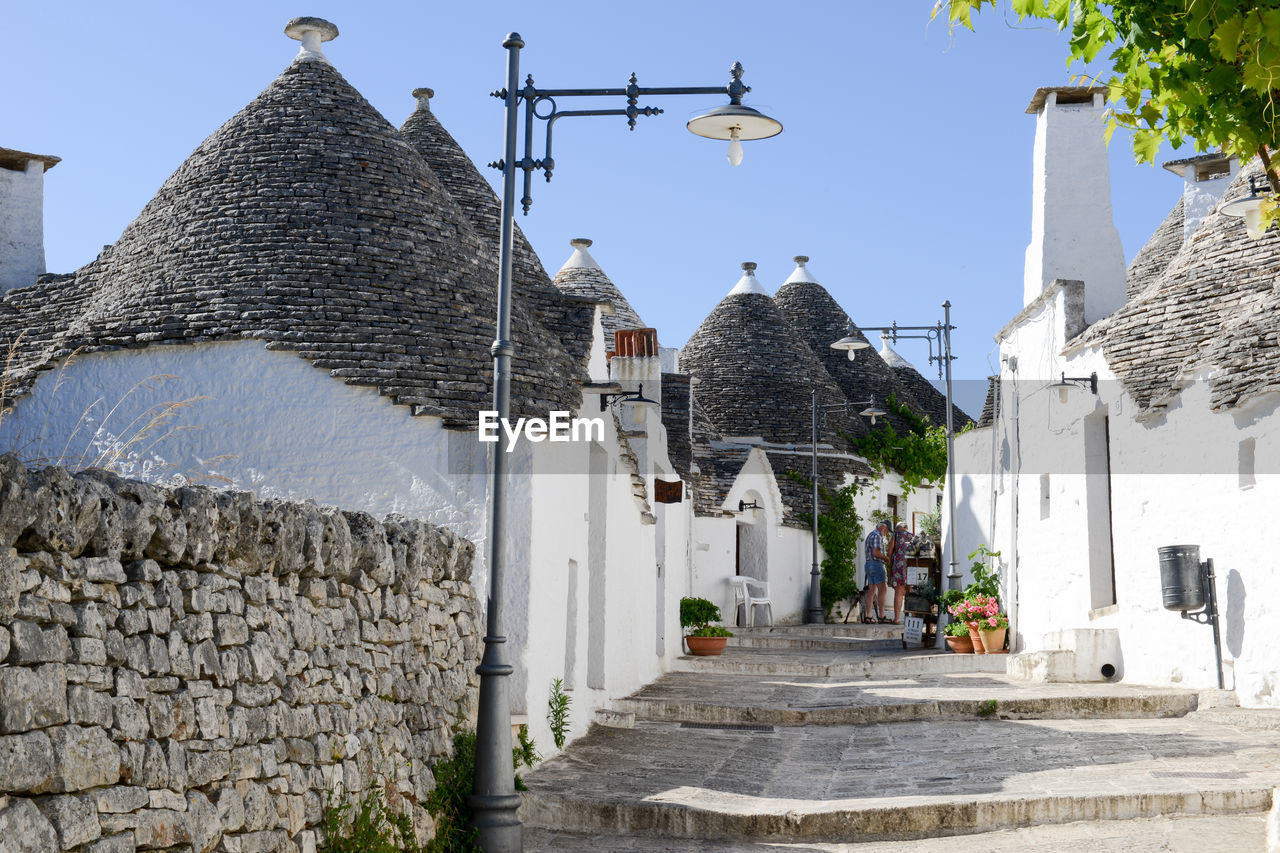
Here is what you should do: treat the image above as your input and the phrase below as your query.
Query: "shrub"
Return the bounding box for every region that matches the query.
[679,597,733,638]
[423,727,541,853]
[320,783,421,853]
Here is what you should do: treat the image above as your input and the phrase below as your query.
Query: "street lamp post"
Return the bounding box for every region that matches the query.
[806,391,882,624]
[471,33,782,853]
[830,303,960,643]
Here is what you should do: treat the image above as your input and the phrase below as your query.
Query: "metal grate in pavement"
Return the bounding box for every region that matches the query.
[679,722,776,733]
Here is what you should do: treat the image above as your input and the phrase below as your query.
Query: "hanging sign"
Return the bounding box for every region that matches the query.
[654,479,683,504]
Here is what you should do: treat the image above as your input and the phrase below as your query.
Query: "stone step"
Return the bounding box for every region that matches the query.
[672,648,1008,678]
[525,811,1271,851]
[731,623,910,640]
[611,670,1199,728]
[727,634,903,651]
[520,715,1280,843]
[614,690,1198,727]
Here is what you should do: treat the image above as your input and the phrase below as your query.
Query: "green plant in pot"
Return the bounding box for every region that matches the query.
[943,616,975,654]
[680,596,733,656]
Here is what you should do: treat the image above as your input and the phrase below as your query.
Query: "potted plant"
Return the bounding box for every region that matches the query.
[975,609,1009,655]
[680,596,733,656]
[950,593,1003,654]
[943,617,974,653]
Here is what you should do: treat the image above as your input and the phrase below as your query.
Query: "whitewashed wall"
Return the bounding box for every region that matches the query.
[955,294,1280,707]
[0,338,701,751]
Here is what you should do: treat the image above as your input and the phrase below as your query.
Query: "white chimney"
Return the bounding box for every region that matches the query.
[1023,87,1127,324]
[1163,153,1239,241]
[0,147,59,295]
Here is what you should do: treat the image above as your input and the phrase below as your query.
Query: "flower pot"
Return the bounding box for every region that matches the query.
[968,626,986,654]
[685,635,728,656]
[945,635,974,654]
[978,627,1007,654]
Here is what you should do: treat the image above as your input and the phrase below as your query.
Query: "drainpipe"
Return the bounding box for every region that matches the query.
[1006,357,1021,651]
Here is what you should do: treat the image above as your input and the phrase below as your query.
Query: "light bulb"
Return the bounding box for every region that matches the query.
[727,127,743,167]
[1058,385,1070,405]
[846,349,856,362]
[1244,204,1267,239]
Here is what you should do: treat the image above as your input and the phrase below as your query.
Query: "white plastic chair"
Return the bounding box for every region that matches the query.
[730,576,774,628]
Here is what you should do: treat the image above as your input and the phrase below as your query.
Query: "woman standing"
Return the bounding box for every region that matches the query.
[889,520,913,625]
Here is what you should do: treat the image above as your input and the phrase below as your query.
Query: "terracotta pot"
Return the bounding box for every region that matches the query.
[968,626,986,654]
[945,635,974,654]
[685,635,728,656]
[978,627,1007,654]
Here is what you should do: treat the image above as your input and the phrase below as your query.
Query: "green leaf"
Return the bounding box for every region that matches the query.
[1213,15,1244,61]
[1133,129,1161,163]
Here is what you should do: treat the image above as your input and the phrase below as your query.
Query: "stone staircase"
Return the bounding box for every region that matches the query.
[520,624,1280,849]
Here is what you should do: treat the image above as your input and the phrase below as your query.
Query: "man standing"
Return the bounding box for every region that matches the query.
[862,520,891,624]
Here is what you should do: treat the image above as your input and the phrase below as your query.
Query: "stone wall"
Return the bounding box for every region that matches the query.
[0,456,481,852]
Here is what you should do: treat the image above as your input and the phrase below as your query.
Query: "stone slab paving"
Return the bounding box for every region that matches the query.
[525,812,1269,851]
[614,671,1198,725]
[520,714,1280,842]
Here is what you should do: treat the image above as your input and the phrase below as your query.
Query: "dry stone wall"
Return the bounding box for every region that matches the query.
[0,456,481,852]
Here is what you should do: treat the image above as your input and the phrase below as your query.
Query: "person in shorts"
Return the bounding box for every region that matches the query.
[861,520,891,623]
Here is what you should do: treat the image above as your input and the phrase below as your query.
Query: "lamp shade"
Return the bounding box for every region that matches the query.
[1219,195,1265,219]
[628,384,659,409]
[686,105,783,141]
[829,333,871,352]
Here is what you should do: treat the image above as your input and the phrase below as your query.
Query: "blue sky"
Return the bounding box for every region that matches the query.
[3,2,1187,417]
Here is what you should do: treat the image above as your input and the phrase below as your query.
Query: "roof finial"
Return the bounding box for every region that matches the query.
[729,261,769,296]
[878,331,913,369]
[560,237,600,272]
[783,254,819,285]
[412,88,434,112]
[285,17,339,64]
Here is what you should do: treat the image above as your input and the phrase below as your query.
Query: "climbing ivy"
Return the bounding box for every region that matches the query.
[849,394,948,496]
[788,475,863,618]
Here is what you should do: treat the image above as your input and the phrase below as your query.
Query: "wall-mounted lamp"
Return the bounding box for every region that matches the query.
[598,383,659,412]
[1219,175,1272,239]
[1047,372,1098,404]
[738,499,762,513]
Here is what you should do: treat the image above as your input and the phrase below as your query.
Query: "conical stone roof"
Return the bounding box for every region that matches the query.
[1074,158,1280,414]
[0,37,583,427]
[774,256,924,432]
[552,238,646,350]
[397,88,595,368]
[680,262,866,446]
